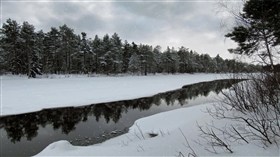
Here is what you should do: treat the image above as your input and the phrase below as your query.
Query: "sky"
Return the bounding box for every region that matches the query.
[1,0,244,60]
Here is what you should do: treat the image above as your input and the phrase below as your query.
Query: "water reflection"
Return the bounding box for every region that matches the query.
[0,79,242,156]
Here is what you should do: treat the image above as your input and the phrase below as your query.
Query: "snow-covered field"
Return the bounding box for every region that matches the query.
[1,73,229,116]
[36,103,279,156]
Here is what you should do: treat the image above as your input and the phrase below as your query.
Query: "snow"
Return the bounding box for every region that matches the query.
[35,103,280,156]
[3,73,277,156]
[1,73,230,116]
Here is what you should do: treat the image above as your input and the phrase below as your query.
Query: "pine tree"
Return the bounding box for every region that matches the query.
[138,44,153,75]
[178,46,189,73]
[170,47,180,73]
[110,33,123,73]
[59,24,78,73]
[34,30,44,73]
[153,45,162,73]
[43,27,60,73]
[226,0,280,73]
[214,54,224,72]
[201,54,215,73]
[0,19,22,74]
[128,42,141,74]
[122,40,132,73]
[161,47,171,73]
[80,32,92,74]
[101,34,113,74]
[161,47,179,74]
[20,21,41,78]
[128,52,140,74]
[91,35,102,73]
[192,51,203,72]
[145,45,156,74]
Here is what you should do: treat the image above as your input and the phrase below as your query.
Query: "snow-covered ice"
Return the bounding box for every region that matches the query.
[35,103,279,156]
[1,73,229,116]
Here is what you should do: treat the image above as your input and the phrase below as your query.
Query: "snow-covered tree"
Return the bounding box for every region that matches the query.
[0,19,260,75]
[80,32,92,74]
[161,47,179,74]
[43,27,60,73]
[138,44,154,75]
[178,46,189,73]
[153,45,162,73]
[122,40,132,73]
[90,35,102,73]
[101,34,113,74]
[59,24,78,73]
[0,19,22,74]
[18,21,42,77]
[110,33,123,73]
[128,52,140,74]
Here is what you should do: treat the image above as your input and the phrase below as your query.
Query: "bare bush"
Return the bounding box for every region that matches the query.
[207,73,280,146]
[179,128,198,157]
[134,123,145,140]
[197,123,233,154]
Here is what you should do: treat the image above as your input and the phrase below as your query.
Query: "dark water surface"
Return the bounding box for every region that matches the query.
[0,79,242,156]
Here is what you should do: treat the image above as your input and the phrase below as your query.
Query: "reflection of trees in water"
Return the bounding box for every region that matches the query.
[0,79,241,143]
[3,113,39,143]
[161,79,241,105]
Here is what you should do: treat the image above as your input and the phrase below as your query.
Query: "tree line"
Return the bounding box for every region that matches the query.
[0,19,258,77]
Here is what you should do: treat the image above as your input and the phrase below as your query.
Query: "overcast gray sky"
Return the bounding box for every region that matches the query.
[1,0,243,59]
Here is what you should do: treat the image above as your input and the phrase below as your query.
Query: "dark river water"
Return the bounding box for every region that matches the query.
[0,79,242,157]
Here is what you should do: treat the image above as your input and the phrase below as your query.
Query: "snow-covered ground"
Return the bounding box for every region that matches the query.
[3,73,278,156]
[1,73,230,116]
[36,103,279,156]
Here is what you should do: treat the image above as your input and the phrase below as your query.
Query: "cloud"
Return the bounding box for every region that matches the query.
[114,2,196,20]
[1,0,240,59]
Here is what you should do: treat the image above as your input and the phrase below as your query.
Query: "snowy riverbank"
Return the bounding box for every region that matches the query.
[35,103,279,156]
[1,73,230,116]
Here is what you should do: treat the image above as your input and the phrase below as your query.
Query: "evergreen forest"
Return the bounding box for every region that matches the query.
[0,19,258,77]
